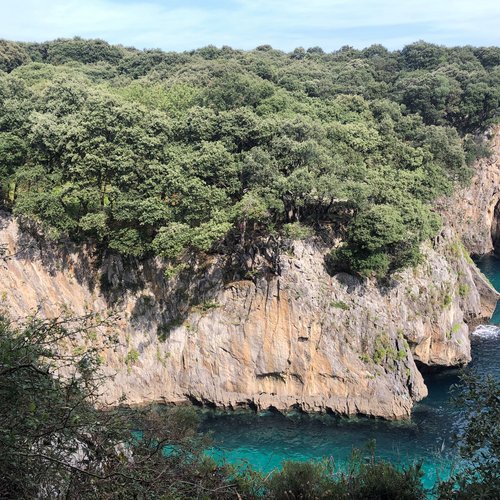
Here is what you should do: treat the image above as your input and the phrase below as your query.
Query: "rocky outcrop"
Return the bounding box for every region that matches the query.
[440,126,500,255]
[0,209,497,419]
[1,129,499,420]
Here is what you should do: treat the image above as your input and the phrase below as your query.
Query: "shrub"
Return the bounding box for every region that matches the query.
[267,460,339,499]
[125,348,139,365]
[443,294,452,307]
[437,373,500,499]
[331,300,350,310]
[265,445,426,499]
[338,458,425,500]
[282,222,314,240]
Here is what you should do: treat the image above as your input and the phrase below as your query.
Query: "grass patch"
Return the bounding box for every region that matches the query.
[125,349,139,372]
[443,294,452,307]
[192,300,220,314]
[330,300,350,310]
[447,322,462,339]
[282,222,313,240]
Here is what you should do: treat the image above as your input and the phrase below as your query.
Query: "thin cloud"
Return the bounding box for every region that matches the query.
[1,0,499,50]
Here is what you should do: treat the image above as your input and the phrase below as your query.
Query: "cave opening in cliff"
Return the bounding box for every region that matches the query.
[492,200,500,255]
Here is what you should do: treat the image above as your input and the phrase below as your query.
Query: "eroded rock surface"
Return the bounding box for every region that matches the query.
[0,211,497,419]
[440,126,500,255]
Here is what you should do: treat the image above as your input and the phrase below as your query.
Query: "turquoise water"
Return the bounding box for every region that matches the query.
[200,255,500,490]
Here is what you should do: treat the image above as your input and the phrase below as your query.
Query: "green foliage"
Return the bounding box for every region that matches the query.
[373,337,388,365]
[125,348,139,365]
[331,245,391,279]
[330,200,439,277]
[33,37,125,65]
[447,323,462,339]
[233,191,272,222]
[458,283,470,298]
[371,333,404,367]
[437,372,500,499]
[330,300,350,310]
[0,40,30,72]
[163,262,188,280]
[443,294,453,307]
[0,313,247,499]
[336,456,425,500]
[192,300,220,314]
[282,222,313,240]
[0,38,497,277]
[267,460,339,499]
[266,445,426,499]
[464,135,492,165]
[152,223,193,260]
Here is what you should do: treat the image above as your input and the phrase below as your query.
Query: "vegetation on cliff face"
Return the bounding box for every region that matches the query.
[0,39,499,276]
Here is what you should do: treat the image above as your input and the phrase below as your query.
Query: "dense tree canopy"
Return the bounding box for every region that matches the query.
[0,38,499,276]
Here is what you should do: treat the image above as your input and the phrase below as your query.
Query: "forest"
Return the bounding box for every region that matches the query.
[1,38,499,277]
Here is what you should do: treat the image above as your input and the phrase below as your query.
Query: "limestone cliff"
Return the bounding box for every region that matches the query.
[439,126,500,256]
[1,129,499,420]
[0,206,497,419]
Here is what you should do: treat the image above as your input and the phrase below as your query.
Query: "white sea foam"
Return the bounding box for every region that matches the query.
[471,324,500,338]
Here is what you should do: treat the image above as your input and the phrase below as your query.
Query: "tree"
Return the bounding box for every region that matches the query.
[0,312,244,499]
[0,40,30,72]
[0,37,494,277]
[400,41,447,70]
[438,372,500,499]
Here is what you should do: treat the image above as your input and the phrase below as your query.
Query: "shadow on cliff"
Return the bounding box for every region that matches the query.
[492,199,500,256]
[124,254,227,341]
[3,210,400,341]
[3,212,290,341]
[13,215,100,293]
[324,252,399,297]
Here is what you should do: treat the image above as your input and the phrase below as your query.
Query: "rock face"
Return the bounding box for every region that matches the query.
[440,126,500,256]
[0,210,497,419]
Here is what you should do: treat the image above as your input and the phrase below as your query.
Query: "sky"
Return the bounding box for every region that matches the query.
[1,0,500,52]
